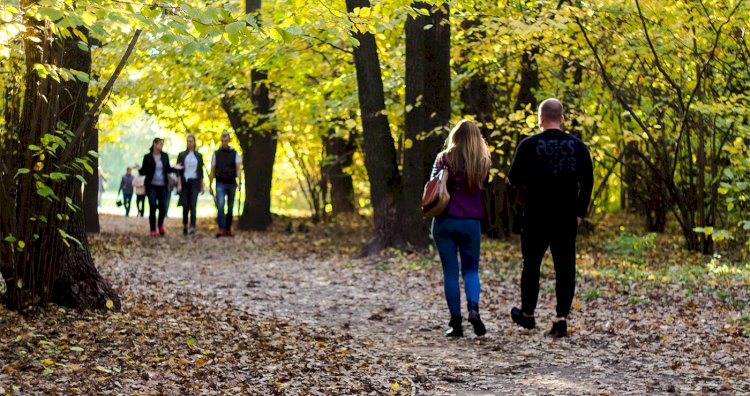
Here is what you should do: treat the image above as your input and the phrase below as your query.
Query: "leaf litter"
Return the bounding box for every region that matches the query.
[1,213,749,395]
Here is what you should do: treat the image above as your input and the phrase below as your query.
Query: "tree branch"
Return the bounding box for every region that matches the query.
[670,1,741,177]
[635,0,684,111]
[59,29,142,165]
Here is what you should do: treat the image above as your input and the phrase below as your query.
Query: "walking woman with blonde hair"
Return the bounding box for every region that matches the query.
[431,119,492,337]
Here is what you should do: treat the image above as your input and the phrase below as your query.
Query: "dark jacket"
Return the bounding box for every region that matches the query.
[214,147,239,184]
[139,152,175,188]
[119,174,134,195]
[507,128,594,221]
[176,150,204,183]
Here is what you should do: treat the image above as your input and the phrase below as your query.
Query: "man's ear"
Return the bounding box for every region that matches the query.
[560,115,565,124]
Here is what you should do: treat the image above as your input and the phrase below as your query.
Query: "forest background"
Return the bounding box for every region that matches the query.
[0,0,748,320]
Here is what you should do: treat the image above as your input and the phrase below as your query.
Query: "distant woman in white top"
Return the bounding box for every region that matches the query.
[176,134,204,237]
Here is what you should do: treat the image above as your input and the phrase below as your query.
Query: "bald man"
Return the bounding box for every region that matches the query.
[506,98,594,337]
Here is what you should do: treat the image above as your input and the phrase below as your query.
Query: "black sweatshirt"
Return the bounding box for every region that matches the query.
[507,129,594,220]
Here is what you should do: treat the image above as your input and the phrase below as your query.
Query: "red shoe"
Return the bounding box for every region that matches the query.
[158,226,165,236]
[215,229,226,238]
[150,231,157,237]
[225,229,234,237]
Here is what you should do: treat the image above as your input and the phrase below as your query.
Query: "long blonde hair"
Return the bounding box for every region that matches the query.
[443,120,491,190]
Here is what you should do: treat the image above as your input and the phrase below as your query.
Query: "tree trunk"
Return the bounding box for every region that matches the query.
[220,89,277,231]
[346,0,401,254]
[323,133,356,216]
[400,3,451,248]
[216,0,278,231]
[3,18,119,311]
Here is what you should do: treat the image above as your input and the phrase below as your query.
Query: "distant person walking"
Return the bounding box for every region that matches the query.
[507,98,594,337]
[118,167,135,217]
[133,174,146,217]
[431,120,491,337]
[138,138,182,236]
[209,131,241,237]
[176,134,204,237]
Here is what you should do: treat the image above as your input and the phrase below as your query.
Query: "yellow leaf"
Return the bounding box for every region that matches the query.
[404,139,413,149]
[359,7,371,17]
[105,299,114,310]
[525,115,537,128]
[41,359,54,366]
[391,382,399,390]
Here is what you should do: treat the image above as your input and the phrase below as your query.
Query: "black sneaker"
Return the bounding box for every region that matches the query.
[189,228,196,237]
[510,307,536,329]
[467,302,486,336]
[445,315,463,337]
[183,228,188,236]
[549,320,568,338]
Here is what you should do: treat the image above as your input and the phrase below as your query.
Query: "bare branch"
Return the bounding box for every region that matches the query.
[635,0,684,111]
[671,1,742,176]
[59,29,142,165]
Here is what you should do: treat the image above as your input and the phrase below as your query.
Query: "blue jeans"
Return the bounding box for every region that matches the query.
[216,181,236,231]
[431,216,482,317]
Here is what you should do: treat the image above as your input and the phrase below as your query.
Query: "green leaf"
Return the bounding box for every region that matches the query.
[225,21,244,35]
[187,338,197,346]
[38,7,64,21]
[140,6,161,19]
[37,184,54,198]
[4,235,17,243]
[15,168,30,177]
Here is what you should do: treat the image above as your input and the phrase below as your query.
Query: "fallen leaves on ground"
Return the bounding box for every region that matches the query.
[1,213,749,395]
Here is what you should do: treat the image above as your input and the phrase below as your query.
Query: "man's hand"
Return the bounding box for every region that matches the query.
[577,217,583,226]
[173,163,184,170]
[200,181,205,194]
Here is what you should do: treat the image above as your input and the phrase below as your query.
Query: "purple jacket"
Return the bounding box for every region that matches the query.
[431,152,487,219]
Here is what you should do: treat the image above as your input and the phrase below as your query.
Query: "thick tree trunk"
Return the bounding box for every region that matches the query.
[3,19,118,311]
[323,133,356,216]
[346,0,401,254]
[215,0,278,232]
[401,3,451,248]
[220,90,277,231]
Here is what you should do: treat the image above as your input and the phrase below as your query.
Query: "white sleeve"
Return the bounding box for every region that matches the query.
[235,152,242,164]
[211,152,216,167]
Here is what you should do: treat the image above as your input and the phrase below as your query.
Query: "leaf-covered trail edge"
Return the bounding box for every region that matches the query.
[2,214,749,395]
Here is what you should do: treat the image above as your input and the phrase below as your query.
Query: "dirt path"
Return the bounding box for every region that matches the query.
[96,215,748,395]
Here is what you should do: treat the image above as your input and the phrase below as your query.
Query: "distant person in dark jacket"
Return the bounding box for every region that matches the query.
[431,120,491,337]
[138,138,182,236]
[118,167,135,217]
[209,131,241,237]
[176,134,204,237]
[507,98,594,338]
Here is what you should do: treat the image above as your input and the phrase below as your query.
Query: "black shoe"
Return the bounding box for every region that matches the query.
[183,228,188,236]
[445,315,463,337]
[189,228,196,237]
[549,320,568,338]
[510,307,536,329]
[467,302,486,336]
